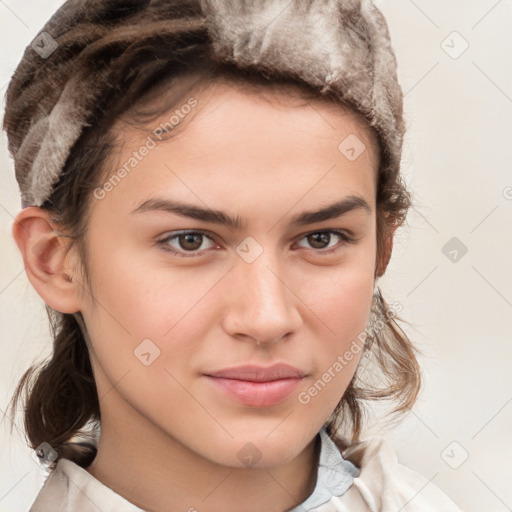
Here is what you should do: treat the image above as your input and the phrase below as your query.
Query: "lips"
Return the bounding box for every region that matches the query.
[207,364,305,381]
[205,364,306,407]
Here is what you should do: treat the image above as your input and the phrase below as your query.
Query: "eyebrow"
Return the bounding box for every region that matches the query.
[130,194,372,230]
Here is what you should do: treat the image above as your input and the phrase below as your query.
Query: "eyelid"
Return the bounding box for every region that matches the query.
[293,226,355,241]
[156,228,355,258]
[156,230,219,257]
[293,229,354,256]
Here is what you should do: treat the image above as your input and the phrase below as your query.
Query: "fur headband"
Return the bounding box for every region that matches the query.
[3,0,404,208]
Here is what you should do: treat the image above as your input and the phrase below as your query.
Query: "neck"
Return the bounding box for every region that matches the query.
[86,387,319,512]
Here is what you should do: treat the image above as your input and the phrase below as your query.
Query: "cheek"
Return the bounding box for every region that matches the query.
[80,251,215,428]
[302,242,376,345]
[81,240,229,398]
[84,234,212,336]
[293,248,375,410]
[295,283,373,419]
[316,269,374,345]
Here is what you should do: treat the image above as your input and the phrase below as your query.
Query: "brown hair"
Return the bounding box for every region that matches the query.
[3,0,420,471]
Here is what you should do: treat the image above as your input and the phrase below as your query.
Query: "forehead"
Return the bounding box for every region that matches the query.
[97,77,380,219]
[115,73,380,156]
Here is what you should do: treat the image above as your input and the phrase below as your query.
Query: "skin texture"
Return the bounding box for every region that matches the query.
[13,81,389,512]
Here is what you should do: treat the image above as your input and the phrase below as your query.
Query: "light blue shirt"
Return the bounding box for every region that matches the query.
[29,427,463,511]
[290,427,360,511]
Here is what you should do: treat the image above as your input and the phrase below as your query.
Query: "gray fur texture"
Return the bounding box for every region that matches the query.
[7,0,404,208]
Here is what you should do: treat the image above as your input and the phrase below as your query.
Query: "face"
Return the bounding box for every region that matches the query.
[76,80,379,468]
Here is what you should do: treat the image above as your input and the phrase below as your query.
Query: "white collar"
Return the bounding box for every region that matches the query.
[30,427,358,511]
[290,427,359,511]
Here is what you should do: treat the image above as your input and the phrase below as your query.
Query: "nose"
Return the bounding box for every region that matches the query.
[221,248,303,346]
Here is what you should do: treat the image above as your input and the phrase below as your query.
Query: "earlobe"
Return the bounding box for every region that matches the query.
[11,207,82,314]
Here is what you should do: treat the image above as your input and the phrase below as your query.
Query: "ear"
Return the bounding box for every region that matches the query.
[375,225,396,278]
[11,207,83,313]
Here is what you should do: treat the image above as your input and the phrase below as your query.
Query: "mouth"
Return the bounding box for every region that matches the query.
[204,364,306,407]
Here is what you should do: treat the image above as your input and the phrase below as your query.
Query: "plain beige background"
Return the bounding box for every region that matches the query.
[1,1,511,511]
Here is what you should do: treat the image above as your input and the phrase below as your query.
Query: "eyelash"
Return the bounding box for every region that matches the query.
[156,229,354,258]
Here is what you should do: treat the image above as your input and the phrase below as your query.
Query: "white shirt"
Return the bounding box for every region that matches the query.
[29,428,462,511]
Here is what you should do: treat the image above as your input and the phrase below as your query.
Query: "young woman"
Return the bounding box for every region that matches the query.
[4,0,462,510]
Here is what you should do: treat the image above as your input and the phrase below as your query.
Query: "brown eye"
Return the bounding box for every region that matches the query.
[296,230,353,255]
[177,233,203,251]
[306,232,331,249]
[157,231,216,257]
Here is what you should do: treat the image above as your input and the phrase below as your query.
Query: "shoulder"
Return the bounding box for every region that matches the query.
[328,436,463,512]
[29,458,144,512]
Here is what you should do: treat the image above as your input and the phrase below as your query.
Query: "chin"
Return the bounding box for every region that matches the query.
[201,418,321,469]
